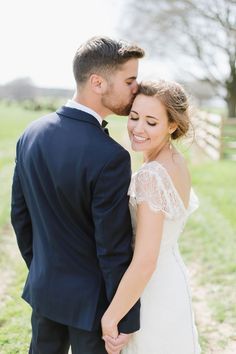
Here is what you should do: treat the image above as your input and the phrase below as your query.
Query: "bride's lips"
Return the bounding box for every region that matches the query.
[132,134,148,143]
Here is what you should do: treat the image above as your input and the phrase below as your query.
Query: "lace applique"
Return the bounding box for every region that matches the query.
[128,162,188,220]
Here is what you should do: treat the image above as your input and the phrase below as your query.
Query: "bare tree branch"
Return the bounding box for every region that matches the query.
[121,0,236,116]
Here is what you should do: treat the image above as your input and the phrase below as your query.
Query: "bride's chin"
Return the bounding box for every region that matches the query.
[131,146,143,152]
[129,140,144,152]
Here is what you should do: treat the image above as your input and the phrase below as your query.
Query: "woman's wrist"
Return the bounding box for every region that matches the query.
[102,311,118,327]
[101,311,119,336]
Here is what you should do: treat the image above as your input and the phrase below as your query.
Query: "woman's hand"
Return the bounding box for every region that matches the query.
[103,333,132,354]
[101,314,131,353]
[101,313,118,353]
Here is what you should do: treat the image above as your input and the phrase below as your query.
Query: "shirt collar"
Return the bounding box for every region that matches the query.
[65,99,102,125]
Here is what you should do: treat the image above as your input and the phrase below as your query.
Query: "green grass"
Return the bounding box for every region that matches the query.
[180,160,236,351]
[0,102,49,229]
[0,262,31,353]
[191,160,236,229]
[0,103,236,353]
[190,161,236,300]
[0,102,48,353]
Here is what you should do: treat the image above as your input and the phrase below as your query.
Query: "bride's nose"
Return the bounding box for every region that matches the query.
[133,120,145,134]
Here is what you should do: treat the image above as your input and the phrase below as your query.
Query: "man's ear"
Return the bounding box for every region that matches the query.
[90,74,108,94]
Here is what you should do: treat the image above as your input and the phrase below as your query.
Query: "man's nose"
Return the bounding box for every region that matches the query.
[131,81,138,94]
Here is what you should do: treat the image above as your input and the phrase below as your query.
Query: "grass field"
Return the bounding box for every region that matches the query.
[0,102,235,353]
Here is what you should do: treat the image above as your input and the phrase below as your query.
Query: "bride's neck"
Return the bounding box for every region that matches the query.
[143,140,172,163]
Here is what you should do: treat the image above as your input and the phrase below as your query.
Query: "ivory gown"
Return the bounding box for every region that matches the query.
[122,161,201,354]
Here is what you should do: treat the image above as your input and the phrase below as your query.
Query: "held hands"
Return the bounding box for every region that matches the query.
[101,314,131,354]
[103,333,131,354]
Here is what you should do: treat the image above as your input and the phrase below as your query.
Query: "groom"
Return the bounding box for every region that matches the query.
[11,36,144,353]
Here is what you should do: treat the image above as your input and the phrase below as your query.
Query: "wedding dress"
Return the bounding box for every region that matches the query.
[123,161,201,354]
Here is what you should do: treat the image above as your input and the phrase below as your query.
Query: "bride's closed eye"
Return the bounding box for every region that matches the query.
[147,120,157,126]
[129,112,158,126]
[129,113,139,121]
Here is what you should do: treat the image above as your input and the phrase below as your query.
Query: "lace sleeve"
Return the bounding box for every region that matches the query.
[128,163,186,220]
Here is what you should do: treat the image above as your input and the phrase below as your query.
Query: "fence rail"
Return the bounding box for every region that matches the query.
[193,111,236,161]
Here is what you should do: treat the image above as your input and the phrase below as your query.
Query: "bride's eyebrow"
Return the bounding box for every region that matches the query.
[130,110,139,115]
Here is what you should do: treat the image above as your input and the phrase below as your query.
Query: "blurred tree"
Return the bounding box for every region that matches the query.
[4,77,36,101]
[123,0,236,117]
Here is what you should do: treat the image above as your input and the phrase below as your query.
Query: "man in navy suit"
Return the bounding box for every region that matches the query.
[11,36,145,353]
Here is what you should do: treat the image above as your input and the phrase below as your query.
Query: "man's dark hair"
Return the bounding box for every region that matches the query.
[73,36,145,85]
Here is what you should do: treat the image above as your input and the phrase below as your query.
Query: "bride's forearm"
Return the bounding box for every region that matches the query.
[102,259,155,325]
[102,204,164,329]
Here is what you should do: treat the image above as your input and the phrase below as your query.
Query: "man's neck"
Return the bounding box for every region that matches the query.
[73,92,111,119]
[68,97,102,125]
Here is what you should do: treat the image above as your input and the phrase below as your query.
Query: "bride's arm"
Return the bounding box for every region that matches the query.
[101,201,164,336]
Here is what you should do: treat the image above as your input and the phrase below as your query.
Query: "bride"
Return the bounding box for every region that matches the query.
[101,80,201,354]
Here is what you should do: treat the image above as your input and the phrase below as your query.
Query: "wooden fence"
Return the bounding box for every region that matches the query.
[192,111,236,161]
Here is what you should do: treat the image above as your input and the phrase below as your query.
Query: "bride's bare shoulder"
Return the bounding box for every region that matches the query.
[157,151,191,208]
[157,150,188,173]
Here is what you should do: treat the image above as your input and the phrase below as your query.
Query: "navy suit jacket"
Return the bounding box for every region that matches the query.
[11,106,140,332]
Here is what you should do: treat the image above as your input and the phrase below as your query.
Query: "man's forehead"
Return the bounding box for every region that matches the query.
[121,58,138,70]
[117,59,138,75]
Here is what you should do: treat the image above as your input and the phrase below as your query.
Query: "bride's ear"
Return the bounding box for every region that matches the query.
[169,122,178,135]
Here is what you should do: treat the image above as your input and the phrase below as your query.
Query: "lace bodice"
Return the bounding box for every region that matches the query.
[128,161,198,220]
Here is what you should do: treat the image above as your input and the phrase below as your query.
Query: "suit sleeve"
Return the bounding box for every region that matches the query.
[11,146,33,269]
[92,149,140,333]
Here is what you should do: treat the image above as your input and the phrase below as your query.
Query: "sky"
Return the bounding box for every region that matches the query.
[0,0,172,89]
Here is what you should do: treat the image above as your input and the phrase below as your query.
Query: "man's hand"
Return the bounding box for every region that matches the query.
[103,333,132,354]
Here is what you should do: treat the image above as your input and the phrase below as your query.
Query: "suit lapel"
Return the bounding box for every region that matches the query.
[56,106,102,130]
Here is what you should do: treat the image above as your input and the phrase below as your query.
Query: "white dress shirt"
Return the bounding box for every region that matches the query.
[65,99,102,125]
